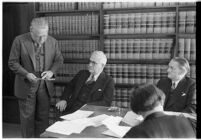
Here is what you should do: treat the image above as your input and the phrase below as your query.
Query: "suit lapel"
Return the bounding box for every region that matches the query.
[74,71,90,98]
[90,72,105,95]
[24,33,36,70]
[165,78,186,108]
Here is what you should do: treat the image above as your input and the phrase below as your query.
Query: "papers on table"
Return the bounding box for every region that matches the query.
[60,110,94,120]
[102,126,131,138]
[102,116,131,138]
[46,110,111,136]
[121,111,143,126]
[89,114,109,127]
[46,118,94,135]
[102,116,123,126]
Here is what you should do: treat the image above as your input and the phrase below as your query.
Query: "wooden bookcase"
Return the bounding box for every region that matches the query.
[34,2,196,118]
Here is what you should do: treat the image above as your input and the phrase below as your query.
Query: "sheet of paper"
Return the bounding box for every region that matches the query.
[102,116,123,127]
[121,111,143,126]
[102,130,120,138]
[60,110,94,120]
[105,125,131,138]
[46,118,94,135]
[88,114,109,127]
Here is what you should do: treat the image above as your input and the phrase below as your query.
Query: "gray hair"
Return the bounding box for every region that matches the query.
[30,17,48,28]
[172,57,190,76]
[91,51,107,65]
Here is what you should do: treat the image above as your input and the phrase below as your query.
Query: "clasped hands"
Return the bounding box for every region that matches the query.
[26,71,53,83]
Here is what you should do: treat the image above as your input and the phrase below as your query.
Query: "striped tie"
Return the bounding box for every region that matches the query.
[171,82,176,90]
[85,75,95,85]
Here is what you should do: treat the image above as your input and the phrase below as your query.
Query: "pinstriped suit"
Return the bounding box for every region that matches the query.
[157,77,196,114]
[8,32,63,137]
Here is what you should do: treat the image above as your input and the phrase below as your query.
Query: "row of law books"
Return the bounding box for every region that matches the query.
[105,64,167,84]
[56,64,88,81]
[178,38,196,61]
[103,2,195,9]
[78,2,101,10]
[179,11,196,33]
[112,87,131,108]
[104,38,173,59]
[39,2,76,11]
[58,40,99,59]
[105,64,196,84]
[38,2,101,11]
[104,12,176,34]
[45,14,99,35]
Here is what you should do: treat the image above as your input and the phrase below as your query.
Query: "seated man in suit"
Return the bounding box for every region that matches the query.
[123,84,196,138]
[157,57,196,114]
[56,51,114,114]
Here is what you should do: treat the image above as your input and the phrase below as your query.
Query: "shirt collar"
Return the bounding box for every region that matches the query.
[172,79,181,88]
[90,71,102,81]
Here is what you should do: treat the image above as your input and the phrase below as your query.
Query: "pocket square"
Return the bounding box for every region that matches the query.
[98,89,102,92]
[181,92,186,96]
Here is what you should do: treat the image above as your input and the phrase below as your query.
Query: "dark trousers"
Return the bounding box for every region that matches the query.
[18,81,50,138]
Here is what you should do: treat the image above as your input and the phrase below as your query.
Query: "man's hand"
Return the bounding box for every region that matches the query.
[26,73,38,83]
[41,71,53,80]
[56,100,67,112]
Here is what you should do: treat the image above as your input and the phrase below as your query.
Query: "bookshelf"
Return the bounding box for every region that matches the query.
[34,2,196,122]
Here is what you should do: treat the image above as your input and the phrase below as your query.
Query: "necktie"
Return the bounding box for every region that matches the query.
[171,82,176,90]
[85,75,95,85]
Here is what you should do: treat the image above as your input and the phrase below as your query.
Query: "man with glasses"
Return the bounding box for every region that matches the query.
[56,51,114,114]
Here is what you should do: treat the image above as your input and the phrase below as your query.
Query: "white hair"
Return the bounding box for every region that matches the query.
[30,17,48,28]
[91,51,107,65]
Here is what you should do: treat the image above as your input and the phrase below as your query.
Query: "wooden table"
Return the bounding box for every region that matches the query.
[40,104,128,138]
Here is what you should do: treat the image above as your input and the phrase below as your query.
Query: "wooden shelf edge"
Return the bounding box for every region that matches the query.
[107,59,170,64]
[52,35,100,40]
[35,9,100,14]
[104,34,176,39]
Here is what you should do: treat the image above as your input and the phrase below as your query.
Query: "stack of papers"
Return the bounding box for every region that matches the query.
[102,116,131,138]
[60,110,94,120]
[46,110,111,135]
[46,118,94,135]
[88,114,109,127]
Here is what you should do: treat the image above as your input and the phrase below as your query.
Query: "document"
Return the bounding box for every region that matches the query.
[121,111,143,126]
[46,118,94,135]
[102,116,123,127]
[88,114,109,127]
[102,116,131,138]
[60,110,94,120]
[102,125,131,138]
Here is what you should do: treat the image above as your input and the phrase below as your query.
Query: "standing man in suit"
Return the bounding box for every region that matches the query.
[56,51,114,114]
[157,57,196,114]
[124,84,196,138]
[8,17,63,137]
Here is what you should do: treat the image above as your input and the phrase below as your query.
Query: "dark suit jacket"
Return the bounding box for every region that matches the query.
[8,33,63,98]
[157,77,196,114]
[61,70,114,111]
[124,112,196,138]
